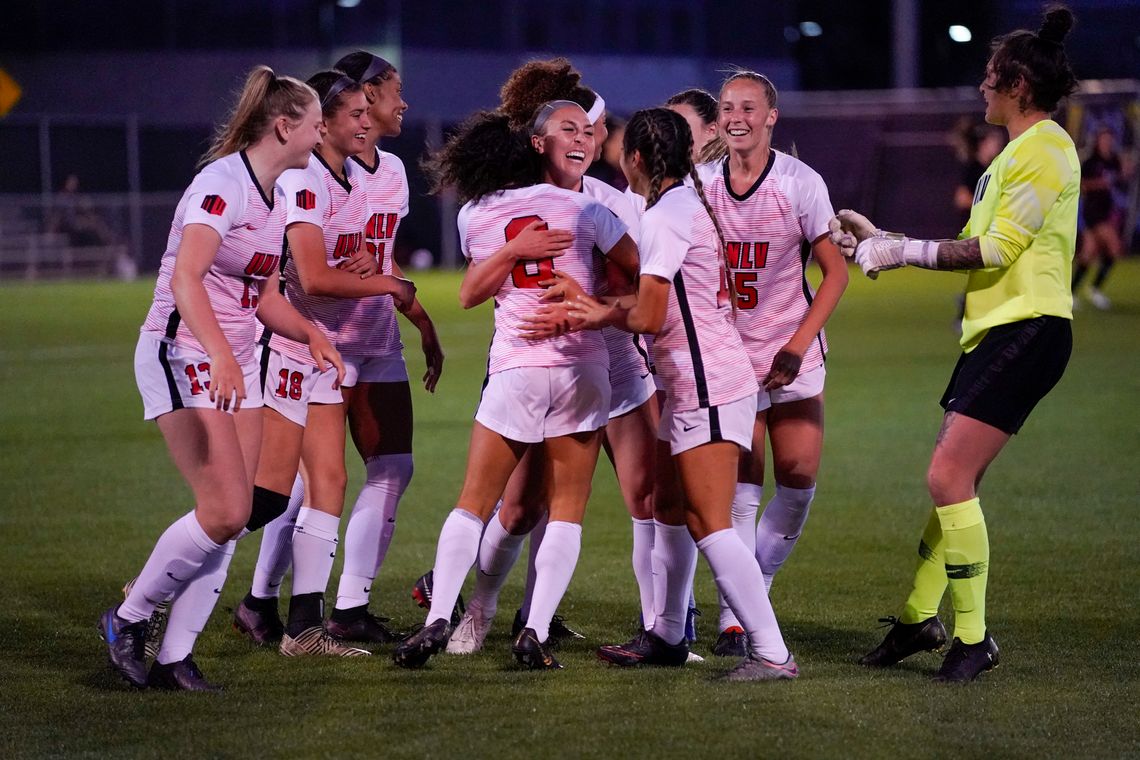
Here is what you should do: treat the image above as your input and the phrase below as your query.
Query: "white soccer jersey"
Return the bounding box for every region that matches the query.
[141,151,285,365]
[698,150,835,379]
[458,184,627,375]
[581,176,653,386]
[269,152,370,365]
[638,183,757,411]
[337,148,410,358]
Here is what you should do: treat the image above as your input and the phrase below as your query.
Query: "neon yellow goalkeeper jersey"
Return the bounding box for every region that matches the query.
[959,119,1079,351]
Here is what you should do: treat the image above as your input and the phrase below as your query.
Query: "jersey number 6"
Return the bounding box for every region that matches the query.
[505,215,554,289]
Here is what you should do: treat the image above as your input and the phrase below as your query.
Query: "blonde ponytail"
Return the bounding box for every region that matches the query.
[199,66,316,167]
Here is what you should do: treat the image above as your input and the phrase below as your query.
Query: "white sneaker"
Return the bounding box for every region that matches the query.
[446,610,493,654]
[1088,288,1111,310]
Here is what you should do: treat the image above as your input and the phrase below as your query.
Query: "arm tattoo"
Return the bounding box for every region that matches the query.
[935,237,985,270]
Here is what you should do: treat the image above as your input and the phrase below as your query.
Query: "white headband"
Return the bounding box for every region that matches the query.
[586,94,606,124]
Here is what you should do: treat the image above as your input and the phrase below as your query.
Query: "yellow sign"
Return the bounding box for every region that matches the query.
[0,68,22,118]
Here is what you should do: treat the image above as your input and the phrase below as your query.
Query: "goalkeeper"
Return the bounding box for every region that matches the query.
[830,5,1080,683]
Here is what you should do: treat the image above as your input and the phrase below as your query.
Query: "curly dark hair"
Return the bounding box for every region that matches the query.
[988,5,1078,113]
[420,111,539,204]
[499,58,600,129]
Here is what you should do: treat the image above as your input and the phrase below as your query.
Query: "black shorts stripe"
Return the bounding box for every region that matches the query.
[157,339,185,412]
[258,340,273,390]
[476,329,495,405]
[708,405,723,442]
[164,309,181,340]
[632,334,654,375]
[672,271,710,408]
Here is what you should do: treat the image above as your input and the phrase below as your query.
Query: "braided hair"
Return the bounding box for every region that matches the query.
[988,5,1078,113]
[624,108,734,305]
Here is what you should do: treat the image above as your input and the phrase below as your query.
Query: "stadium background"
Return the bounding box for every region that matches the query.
[0,2,1138,758]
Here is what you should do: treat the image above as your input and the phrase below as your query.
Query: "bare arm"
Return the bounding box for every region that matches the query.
[255,274,344,384]
[458,221,572,309]
[169,224,244,410]
[765,234,849,389]
[287,222,415,305]
[935,237,986,270]
[392,259,444,392]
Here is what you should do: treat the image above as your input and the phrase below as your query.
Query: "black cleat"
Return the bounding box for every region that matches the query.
[722,652,800,682]
[98,606,149,688]
[411,571,465,626]
[512,627,562,670]
[859,615,948,667]
[326,608,404,644]
[122,578,169,661]
[511,609,584,647]
[712,626,748,658]
[392,619,452,669]
[147,655,222,692]
[597,630,689,668]
[933,633,999,683]
[233,593,284,646]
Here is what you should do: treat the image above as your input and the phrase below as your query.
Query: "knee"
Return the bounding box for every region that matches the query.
[926,460,971,506]
[311,462,348,498]
[498,501,540,534]
[772,457,817,490]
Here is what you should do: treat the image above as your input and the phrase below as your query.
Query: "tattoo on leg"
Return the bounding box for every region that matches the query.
[935,412,956,447]
[936,238,985,270]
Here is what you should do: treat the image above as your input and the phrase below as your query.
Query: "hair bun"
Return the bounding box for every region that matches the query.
[1038,6,1074,44]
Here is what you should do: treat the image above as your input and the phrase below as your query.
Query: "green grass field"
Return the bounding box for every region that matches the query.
[1,263,1138,759]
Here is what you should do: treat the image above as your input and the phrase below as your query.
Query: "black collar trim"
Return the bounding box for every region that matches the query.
[240,150,275,210]
[724,150,775,202]
[349,147,381,175]
[313,149,353,193]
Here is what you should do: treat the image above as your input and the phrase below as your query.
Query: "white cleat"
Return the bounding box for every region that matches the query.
[686,651,706,664]
[1088,288,1111,311]
[446,610,493,654]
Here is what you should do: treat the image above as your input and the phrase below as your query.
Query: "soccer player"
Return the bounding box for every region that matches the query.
[233,70,415,657]
[392,101,638,670]
[831,6,1080,683]
[698,70,848,657]
[444,59,656,655]
[99,66,343,690]
[1072,127,1130,309]
[302,51,444,644]
[553,107,797,680]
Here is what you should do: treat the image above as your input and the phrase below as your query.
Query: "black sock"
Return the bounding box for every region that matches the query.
[1093,258,1115,289]
[1072,263,1089,291]
[329,603,367,624]
[244,591,279,613]
[286,592,324,636]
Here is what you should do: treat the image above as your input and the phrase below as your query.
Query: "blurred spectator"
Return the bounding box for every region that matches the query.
[47,174,117,247]
[1072,127,1134,310]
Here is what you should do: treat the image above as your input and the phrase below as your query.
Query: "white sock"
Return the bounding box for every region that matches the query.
[519,511,548,621]
[631,518,656,627]
[157,540,236,664]
[426,508,483,625]
[720,482,763,631]
[290,507,340,596]
[119,511,222,623]
[649,521,697,645]
[336,453,413,610]
[250,475,303,599]
[526,521,582,643]
[698,528,788,663]
[469,511,526,619]
[755,484,814,592]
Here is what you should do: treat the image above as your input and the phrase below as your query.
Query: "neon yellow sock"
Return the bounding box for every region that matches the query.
[936,497,989,645]
[900,509,948,624]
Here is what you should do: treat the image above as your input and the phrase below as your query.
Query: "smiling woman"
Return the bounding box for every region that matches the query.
[392,98,639,671]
